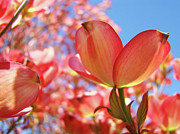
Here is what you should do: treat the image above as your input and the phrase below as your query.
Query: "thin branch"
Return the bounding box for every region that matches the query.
[0,0,30,38]
[6,116,22,134]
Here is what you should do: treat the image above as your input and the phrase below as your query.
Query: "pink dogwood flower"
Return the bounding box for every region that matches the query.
[69,20,170,88]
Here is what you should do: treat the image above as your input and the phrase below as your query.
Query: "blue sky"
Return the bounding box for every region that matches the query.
[92,0,180,94]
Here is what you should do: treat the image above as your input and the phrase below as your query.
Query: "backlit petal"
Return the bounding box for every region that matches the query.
[69,56,103,84]
[160,94,180,131]
[0,62,40,117]
[7,107,32,118]
[76,20,123,86]
[41,62,59,87]
[113,30,170,87]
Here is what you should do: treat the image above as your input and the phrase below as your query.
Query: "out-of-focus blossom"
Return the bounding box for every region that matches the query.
[61,113,93,134]
[161,53,174,68]
[1,48,24,63]
[0,0,9,18]
[0,62,40,119]
[172,58,180,80]
[14,0,55,20]
[0,0,14,28]
[148,94,180,131]
[41,63,59,86]
[125,82,153,99]
[26,0,55,12]
[148,53,174,87]
[28,47,55,67]
[70,91,103,117]
[32,90,50,121]
[0,0,55,28]
[149,70,171,85]
[69,20,170,88]
[27,47,60,87]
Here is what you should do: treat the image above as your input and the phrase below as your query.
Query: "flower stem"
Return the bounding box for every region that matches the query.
[118,88,129,122]
[118,88,135,129]
[0,0,30,38]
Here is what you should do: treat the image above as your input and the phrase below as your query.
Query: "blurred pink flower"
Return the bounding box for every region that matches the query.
[172,58,180,80]
[27,47,60,87]
[148,94,180,131]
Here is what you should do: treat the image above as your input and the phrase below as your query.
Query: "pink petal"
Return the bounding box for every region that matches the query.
[0,62,40,117]
[76,20,123,86]
[0,38,3,47]
[42,62,59,87]
[7,107,32,118]
[69,56,103,84]
[159,94,180,130]
[28,47,55,67]
[148,96,162,128]
[0,107,32,120]
[61,113,93,134]
[113,30,170,87]
[0,2,14,27]
[172,58,180,80]
[0,0,9,17]
[2,49,24,62]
